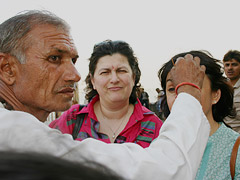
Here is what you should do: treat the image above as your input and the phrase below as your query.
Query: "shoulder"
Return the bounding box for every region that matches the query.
[67,104,81,113]
[0,108,38,123]
[140,106,163,126]
[0,108,46,132]
[133,99,162,121]
[64,104,83,118]
[49,104,82,129]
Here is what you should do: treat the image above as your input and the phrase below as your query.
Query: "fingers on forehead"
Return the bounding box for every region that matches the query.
[175,57,184,64]
[175,54,201,65]
[193,56,201,64]
[184,54,194,60]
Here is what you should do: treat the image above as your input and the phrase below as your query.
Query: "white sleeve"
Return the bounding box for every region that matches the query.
[64,93,209,180]
[0,93,209,180]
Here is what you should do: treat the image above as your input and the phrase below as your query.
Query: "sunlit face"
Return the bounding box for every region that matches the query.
[166,73,217,120]
[91,53,135,104]
[223,59,240,81]
[13,24,81,113]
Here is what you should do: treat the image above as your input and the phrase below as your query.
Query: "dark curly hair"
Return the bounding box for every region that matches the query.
[158,50,235,122]
[85,40,141,104]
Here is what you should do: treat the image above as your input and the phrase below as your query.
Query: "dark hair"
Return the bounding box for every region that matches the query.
[85,40,141,104]
[158,50,235,122]
[223,50,240,63]
[0,151,124,180]
[0,10,70,63]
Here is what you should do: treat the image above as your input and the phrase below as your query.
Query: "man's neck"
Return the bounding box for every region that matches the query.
[26,107,50,122]
[0,80,49,122]
[0,100,49,122]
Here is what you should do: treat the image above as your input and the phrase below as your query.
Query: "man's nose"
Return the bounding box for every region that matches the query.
[64,61,81,82]
[228,64,233,69]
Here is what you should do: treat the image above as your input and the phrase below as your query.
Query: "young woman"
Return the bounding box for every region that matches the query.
[158,50,240,179]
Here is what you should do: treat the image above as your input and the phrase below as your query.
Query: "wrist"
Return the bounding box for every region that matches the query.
[175,82,201,95]
[175,82,201,102]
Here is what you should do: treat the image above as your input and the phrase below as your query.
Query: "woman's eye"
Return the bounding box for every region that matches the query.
[118,69,127,73]
[168,87,175,92]
[100,71,108,75]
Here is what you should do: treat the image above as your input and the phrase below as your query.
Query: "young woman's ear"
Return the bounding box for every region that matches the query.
[212,89,221,104]
[0,53,18,85]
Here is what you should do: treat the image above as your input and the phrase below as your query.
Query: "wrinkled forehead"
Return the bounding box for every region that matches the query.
[28,24,78,55]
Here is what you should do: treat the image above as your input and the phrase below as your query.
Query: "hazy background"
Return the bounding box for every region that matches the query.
[1,0,239,103]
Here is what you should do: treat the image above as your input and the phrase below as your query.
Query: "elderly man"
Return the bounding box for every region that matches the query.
[0,10,209,180]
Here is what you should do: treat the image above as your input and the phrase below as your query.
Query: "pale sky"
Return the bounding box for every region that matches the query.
[1,0,240,103]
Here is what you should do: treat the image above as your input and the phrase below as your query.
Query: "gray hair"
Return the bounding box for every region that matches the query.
[0,10,70,63]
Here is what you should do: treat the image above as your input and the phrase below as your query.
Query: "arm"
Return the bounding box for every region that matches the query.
[0,95,209,180]
[63,93,209,180]
[0,54,209,180]
[60,54,209,179]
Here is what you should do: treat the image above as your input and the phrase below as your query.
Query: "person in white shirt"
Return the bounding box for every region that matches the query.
[0,10,209,180]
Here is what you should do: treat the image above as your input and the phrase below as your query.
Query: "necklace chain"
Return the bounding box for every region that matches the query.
[99,105,129,139]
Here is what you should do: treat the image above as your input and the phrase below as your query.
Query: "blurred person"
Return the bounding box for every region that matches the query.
[223,50,240,133]
[158,50,240,179]
[155,88,165,120]
[0,151,123,180]
[0,10,210,180]
[50,40,162,147]
[139,87,150,108]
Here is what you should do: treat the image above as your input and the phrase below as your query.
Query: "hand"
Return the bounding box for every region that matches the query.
[170,54,206,101]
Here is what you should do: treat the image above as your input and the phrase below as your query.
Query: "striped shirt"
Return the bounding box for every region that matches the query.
[49,95,163,148]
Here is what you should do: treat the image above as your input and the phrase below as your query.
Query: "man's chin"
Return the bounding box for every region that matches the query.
[55,101,72,112]
[229,76,239,81]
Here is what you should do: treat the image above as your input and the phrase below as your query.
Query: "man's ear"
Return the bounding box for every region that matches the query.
[0,53,18,85]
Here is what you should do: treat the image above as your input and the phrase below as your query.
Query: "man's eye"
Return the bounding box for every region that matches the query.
[48,55,61,63]
[72,58,77,64]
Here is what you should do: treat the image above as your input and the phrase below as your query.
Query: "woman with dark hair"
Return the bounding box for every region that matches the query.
[158,50,240,179]
[50,40,162,148]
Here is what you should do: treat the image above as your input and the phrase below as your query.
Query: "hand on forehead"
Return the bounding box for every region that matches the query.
[170,54,206,89]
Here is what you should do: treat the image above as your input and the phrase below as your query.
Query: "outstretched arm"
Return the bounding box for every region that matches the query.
[0,54,210,180]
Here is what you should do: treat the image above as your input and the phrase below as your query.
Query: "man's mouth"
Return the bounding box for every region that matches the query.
[227,71,234,75]
[58,87,75,97]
